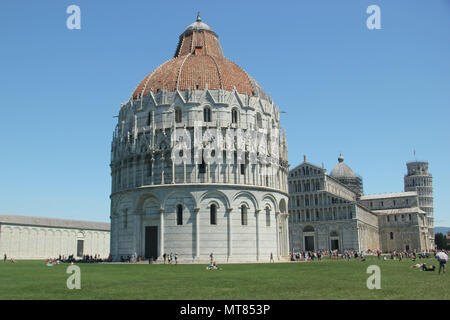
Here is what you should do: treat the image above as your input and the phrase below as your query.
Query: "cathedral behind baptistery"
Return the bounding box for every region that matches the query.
[110,15,290,263]
[288,155,434,253]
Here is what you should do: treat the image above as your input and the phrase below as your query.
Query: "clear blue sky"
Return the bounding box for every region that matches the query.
[0,1,449,225]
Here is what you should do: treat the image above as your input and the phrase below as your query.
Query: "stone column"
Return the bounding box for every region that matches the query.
[237,162,241,184]
[193,157,197,183]
[246,162,249,185]
[275,211,280,259]
[159,208,164,259]
[285,214,290,255]
[227,208,233,261]
[326,227,330,250]
[133,210,142,257]
[356,224,361,252]
[113,214,120,260]
[258,163,261,186]
[141,157,145,186]
[280,214,284,255]
[133,158,137,188]
[171,158,175,184]
[255,209,261,261]
[126,160,129,189]
[161,154,165,184]
[194,208,200,259]
[151,157,155,185]
[314,228,318,252]
[271,165,274,188]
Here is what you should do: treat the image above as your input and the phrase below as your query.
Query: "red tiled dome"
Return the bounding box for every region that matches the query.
[131,15,267,101]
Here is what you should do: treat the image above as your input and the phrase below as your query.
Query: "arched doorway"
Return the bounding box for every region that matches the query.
[303,225,315,251]
[330,231,339,251]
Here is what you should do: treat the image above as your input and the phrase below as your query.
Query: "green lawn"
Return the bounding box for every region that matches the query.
[0,257,447,300]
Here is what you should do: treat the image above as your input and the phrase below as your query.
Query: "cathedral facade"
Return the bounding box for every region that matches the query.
[288,156,434,253]
[109,16,289,263]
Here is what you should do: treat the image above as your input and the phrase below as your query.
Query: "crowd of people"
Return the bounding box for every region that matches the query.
[161,252,179,264]
[289,249,370,261]
[289,249,444,262]
[288,248,447,274]
[44,253,113,265]
[3,247,446,275]
[120,253,143,263]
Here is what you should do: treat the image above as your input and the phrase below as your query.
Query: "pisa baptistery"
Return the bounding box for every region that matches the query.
[109,15,289,263]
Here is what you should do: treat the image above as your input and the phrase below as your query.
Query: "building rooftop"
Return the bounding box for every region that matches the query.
[0,215,110,231]
[329,155,357,179]
[360,191,418,201]
[372,207,426,215]
[131,14,269,101]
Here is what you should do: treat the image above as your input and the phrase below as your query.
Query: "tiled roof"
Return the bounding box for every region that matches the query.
[131,17,268,101]
[0,215,110,231]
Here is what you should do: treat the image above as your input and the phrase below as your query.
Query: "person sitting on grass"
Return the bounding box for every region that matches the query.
[206,261,222,270]
[421,263,436,272]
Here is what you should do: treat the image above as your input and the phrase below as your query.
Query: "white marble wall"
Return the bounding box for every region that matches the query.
[0,224,110,260]
[110,185,289,263]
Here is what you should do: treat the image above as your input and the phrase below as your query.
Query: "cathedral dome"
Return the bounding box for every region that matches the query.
[131,14,268,101]
[330,155,356,178]
[182,13,215,34]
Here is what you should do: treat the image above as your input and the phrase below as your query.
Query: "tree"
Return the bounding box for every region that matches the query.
[435,233,448,250]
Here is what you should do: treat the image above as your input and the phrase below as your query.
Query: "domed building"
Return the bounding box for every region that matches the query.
[288,155,433,253]
[329,155,363,197]
[109,15,290,263]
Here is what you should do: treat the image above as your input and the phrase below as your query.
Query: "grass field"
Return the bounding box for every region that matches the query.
[0,257,448,300]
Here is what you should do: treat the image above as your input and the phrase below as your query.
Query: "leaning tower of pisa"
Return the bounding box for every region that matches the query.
[404,161,434,247]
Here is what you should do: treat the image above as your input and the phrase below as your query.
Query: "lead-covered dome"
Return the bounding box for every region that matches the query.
[131,14,268,101]
[330,155,356,178]
[329,155,363,196]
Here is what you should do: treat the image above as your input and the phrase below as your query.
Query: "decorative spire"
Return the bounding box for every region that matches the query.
[303,155,306,162]
[338,154,344,163]
[196,12,201,22]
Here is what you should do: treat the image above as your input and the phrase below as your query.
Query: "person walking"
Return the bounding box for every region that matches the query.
[3,253,7,263]
[270,252,274,263]
[439,259,447,275]
[163,253,167,264]
[175,253,178,265]
[436,251,448,275]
